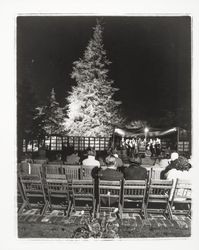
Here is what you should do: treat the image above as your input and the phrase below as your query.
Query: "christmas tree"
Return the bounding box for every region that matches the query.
[64,20,122,137]
[34,88,65,136]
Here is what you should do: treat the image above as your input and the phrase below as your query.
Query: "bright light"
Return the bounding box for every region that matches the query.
[144,127,149,133]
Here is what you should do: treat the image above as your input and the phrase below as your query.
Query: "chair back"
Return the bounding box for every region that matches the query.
[98,180,122,213]
[44,164,62,175]
[62,165,80,180]
[46,174,66,180]
[72,179,95,212]
[46,178,69,198]
[80,165,95,180]
[170,179,192,217]
[19,171,47,201]
[172,179,191,202]
[147,179,173,202]
[123,179,147,200]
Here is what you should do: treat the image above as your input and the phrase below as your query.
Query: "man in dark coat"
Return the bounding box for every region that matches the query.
[123,156,147,180]
[96,155,123,209]
[98,155,124,181]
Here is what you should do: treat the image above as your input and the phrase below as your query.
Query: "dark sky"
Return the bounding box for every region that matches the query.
[17,16,191,126]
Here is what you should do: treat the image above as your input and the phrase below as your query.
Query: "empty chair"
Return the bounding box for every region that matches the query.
[18,163,42,176]
[62,165,80,180]
[72,180,95,216]
[80,165,95,180]
[170,179,191,218]
[19,171,48,215]
[122,180,147,218]
[46,176,71,216]
[97,180,122,217]
[44,164,62,175]
[17,176,29,213]
[146,179,173,219]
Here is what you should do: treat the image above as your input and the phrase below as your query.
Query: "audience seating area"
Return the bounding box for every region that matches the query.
[17,163,192,220]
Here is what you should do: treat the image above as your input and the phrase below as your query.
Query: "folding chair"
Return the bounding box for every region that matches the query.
[62,165,80,180]
[97,180,122,218]
[151,167,163,180]
[44,164,62,175]
[19,171,48,215]
[146,179,173,219]
[72,180,96,217]
[46,175,71,216]
[122,180,147,218]
[170,179,191,218]
[17,176,30,213]
[18,163,42,176]
[80,165,95,180]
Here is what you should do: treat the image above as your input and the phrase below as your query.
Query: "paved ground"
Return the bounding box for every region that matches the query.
[18,208,191,238]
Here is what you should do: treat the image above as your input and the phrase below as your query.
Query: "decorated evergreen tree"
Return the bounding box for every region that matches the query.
[64,21,122,136]
[34,88,65,135]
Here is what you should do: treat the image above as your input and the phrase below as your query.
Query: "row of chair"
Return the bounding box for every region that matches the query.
[17,170,191,220]
[18,162,165,181]
[18,163,94,180]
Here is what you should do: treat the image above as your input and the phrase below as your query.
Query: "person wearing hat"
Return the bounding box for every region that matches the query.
[98,155,123,181]
[105,148,123,169]
[123,154,147,180]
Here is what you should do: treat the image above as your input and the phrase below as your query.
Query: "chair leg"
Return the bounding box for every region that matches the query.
[18,201,28,214]
[119,203,122,219]
[166,203,173,220]
[92,199,96,218]
[41,201,49,216]
[142,203,147,219]
[96,203,100,218]
[67,200,72,217]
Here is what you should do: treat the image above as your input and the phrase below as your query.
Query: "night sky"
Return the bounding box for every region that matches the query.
[17,16,191,127]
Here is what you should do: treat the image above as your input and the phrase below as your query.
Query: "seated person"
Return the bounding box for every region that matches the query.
[98,155,124,181]
[34,146,48,163]
[160,152,179,179]
[97,156,123,208]
[65,147,80,165]
[123,155,147,180]
[165,153,192,202]
[50,153,63,164]
[82,148,100,168]
[19,153,33,174]
[105,148,123,169]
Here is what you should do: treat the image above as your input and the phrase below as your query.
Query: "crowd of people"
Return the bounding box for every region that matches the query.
[20,143,192,184]
[120,137,163,158]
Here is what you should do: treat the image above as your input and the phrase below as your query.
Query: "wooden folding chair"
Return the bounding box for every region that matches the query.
[170,179,191,218]
[19,171,48,215]
[44,164,62,175]
[62,165,80,180]
[18,163,42,176]
[97,180,122,218]
[17,176,30,213]
[80,165,95,180]
[146,179,173,219]
[46,175,71,216]
[122,180,147,218]
[72,180,96,217]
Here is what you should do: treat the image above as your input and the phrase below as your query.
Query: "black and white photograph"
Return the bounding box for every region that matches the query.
[16,15,193,239]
